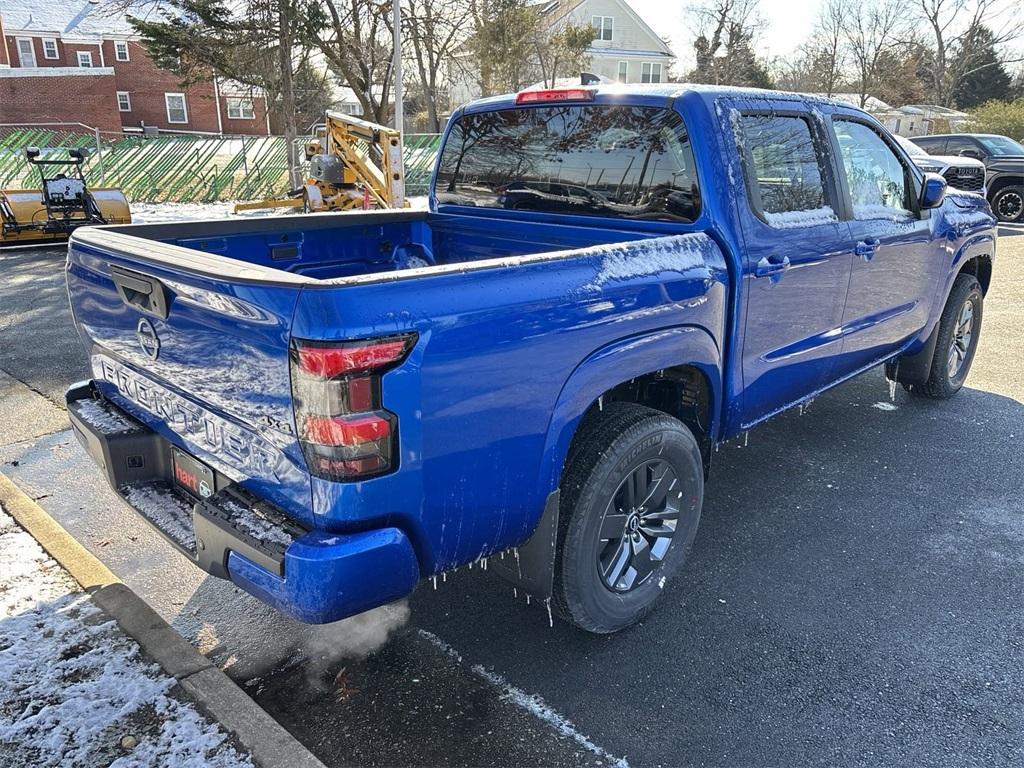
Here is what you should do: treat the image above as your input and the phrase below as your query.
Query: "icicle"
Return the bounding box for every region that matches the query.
[545,598,553,628]
[526,594,531,605]
[798,403,804,416]
[468,561,473,569]
[432,575,437,590]
[442,572,447,583]
[889,377,897,402]
[513,587,518,599]
[481,557,488,571]
[743,431,749,447]
[598,395,604,411]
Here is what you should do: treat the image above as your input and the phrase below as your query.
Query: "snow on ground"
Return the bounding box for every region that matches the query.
[129,196,428,224]
[0,506,253,768]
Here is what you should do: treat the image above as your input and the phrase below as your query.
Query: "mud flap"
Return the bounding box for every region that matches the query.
[491,490,559,599]
[886,321,940,387]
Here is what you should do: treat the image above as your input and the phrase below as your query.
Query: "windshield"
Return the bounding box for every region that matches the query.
[894,135,927,157]
[977,135,1024,156]
[435,104,701,222]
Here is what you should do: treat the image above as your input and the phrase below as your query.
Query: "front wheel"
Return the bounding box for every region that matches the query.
[553,403,703,633]
[916,273,983,399]
[991,185,1024,223]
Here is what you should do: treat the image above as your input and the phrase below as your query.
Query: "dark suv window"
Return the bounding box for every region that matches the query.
[435,105,701,222]
[944,136,983,158]
[911,137,946,155]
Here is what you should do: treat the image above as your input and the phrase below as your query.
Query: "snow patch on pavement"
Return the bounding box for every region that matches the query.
[872,401,898,411]
[0,506,252,767]
[417,629,630,768]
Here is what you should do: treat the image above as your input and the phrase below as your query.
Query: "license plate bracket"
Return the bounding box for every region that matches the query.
[172,447,216,500]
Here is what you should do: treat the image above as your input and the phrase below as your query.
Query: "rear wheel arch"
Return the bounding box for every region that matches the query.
[536,327,721,503]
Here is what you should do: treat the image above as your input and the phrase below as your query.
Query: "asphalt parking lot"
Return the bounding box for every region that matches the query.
[1,224,1022,767]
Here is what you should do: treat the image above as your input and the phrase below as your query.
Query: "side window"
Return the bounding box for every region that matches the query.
[913,137,945,155]
[833,120,914,221]
[944,136,982,158]
[738,114,836,228]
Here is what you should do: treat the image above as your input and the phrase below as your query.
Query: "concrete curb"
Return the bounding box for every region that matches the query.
[0,472,326,768]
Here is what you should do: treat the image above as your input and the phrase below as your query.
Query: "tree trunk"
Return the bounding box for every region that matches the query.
[278,0,301,189]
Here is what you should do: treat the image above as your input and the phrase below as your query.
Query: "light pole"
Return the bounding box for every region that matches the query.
[392,0,403,134]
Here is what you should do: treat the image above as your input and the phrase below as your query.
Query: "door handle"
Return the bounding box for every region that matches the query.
[109,265,169,319]
[755,255,791,282]
[854,239,880,261]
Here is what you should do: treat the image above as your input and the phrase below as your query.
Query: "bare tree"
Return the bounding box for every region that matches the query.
[807,0,846,96]
[406,0,474,132]
[915,0,1024,105]
[840,0,908,107]
[304,0,394,123]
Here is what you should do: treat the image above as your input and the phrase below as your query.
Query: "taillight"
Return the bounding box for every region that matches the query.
[291,334,416,481]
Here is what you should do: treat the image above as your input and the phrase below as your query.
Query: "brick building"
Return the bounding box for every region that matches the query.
[0,1,270,135]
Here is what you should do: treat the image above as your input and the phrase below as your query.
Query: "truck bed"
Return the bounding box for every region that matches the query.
[81,209,672,283]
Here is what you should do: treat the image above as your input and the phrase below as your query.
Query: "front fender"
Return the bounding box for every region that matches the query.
[534,325,722,502]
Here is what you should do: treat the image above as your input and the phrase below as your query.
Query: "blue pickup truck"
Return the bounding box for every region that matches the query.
[65,84,997,633]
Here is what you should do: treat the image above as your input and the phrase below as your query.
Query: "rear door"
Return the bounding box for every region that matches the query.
[829,117,943,372]
[728,102,855,425]
[66,232,314,525]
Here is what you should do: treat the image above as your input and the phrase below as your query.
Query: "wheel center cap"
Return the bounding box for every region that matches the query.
[628,515,640,533]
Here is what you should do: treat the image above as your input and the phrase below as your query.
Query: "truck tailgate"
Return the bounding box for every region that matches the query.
[66,232,313,526]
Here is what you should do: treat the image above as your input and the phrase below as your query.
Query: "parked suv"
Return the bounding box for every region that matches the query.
[911,133,1024,222]
[894,135,987,195]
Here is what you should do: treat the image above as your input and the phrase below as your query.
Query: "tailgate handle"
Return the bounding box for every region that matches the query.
[109,265,169,319]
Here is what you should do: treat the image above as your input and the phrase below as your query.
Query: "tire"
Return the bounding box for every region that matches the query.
[553,402,703,633]
[917,273,983,399]
[990,185,1024,223]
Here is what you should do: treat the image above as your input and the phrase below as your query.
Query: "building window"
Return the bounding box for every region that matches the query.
[114,41,130,62]
[42,39,59,60]
[16,38,37,68]
[77,51,93,68]
[617,61,628,82]
[117,92,132,112]
[226,97,255,120]
[591,15,613,41]
[641,62,662,83]
[165,93,188,124]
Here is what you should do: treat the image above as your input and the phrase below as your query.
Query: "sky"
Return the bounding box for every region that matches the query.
[627,0,826,69]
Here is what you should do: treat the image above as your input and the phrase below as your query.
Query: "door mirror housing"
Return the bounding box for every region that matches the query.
[919,172,947,209]
[958,148,983,160]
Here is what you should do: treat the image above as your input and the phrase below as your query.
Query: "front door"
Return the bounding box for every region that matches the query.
[730,105,854,426]
[829,118,942,373]
[16,39,37,68]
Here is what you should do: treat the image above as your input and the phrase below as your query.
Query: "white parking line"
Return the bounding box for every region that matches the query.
[417,629,631,768]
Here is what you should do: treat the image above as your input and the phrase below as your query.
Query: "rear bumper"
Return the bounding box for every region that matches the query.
[66,380,420,624]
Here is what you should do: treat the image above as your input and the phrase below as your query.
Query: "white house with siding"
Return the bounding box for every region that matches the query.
[449,0,675,106]
[536,0,675,86]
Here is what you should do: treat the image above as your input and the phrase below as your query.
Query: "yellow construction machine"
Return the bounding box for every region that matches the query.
[0,147,130,247]
[235,111,407,213]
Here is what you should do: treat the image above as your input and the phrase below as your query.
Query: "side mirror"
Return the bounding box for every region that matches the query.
[959,149,982,160]
[919,172,947,209]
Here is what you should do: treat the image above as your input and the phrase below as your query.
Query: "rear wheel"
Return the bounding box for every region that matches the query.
[991,185,1024,223]
[917,273,983,399]
[554,403,703,633]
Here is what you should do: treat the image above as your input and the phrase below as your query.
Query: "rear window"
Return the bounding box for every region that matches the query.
[435,105,701,222]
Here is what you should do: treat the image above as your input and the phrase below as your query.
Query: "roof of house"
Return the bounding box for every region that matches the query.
[0,0,165,39]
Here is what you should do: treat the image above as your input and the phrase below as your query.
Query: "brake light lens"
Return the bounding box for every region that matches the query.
[297,339,411,378]
[515,88,596,104]
[291,334,416,481]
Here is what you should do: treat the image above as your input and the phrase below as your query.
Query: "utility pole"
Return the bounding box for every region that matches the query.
[392,0,403,134]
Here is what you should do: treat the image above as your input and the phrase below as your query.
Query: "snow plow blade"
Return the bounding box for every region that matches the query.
[0,188,131,246]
